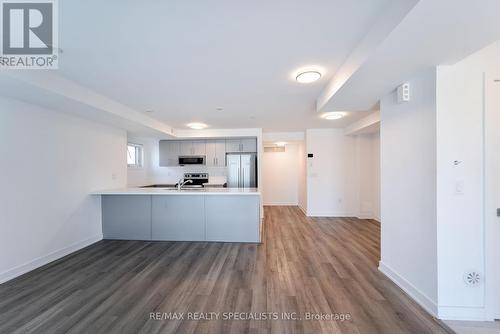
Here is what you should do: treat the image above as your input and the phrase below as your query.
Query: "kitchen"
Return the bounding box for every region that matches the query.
[2,1,499,333]
[94,135,262,243]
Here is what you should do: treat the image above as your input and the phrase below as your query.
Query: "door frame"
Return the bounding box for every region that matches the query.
[484,72,500,320]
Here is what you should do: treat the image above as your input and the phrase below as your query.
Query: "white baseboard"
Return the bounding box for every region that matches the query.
[0,234,102,285]
[306,212,355,217]
[438,306,488,321]
[379,261,438,316]
[357,213,375,220]
[263,202,298,206]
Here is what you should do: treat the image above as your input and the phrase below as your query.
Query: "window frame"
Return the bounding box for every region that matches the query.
[127,143,144,168]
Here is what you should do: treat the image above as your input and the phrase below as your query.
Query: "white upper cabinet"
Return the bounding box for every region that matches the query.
[160,137,256,165]
[192,141,206,155]
[240,138,257,152]
[180,140,206,156]
[159,141,180,166]
[225,138,257,153]
[206,139,226,167]
[225,139,241,153]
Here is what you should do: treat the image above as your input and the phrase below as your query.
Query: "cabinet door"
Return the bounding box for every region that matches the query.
[102,195,152,240]
[205,195,260,242]
[152,195,205,241]
[215,140,226,166]
[180,141,193,155]
[225,139,241,153]
[159,140,180,166]
[192,140,206,155]
[240,138,257,152]
[206,140,217,166]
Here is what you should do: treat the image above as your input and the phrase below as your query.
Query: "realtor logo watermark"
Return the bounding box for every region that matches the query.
[0,0,58,69]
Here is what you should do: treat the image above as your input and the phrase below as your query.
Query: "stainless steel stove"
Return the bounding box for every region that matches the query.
[182,173,208,188]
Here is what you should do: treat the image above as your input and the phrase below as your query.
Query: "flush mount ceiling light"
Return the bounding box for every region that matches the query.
[274,141,287,147]
[296,71,322,84]
[323,112,346,120]
[186,122,208,130]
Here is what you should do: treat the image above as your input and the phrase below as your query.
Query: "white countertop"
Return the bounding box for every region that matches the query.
[92,187,260,196]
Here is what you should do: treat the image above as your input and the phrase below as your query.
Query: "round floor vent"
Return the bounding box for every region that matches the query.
[463,271,481,286]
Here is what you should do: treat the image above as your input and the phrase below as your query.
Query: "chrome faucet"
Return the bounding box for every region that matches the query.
[177,178,193,190]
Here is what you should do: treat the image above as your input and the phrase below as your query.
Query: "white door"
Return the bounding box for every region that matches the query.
[485,73,500,320]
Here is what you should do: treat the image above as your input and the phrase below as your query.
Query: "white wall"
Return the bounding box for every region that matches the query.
[436,41,500,320]
[127,137,154,186]
[379,68,438,315]
[298,141,307,213]
[371,132,381,221]
[262,143,300,205]
[355,134,378,219]
[0,97,127,283]
[306,129,356,216]
[305,129,379,218]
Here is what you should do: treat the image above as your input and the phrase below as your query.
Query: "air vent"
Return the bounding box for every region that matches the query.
[264,146,285,153]
[463,271,481,287]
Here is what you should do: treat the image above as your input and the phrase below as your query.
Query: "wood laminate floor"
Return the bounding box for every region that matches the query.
[0,206,452,334]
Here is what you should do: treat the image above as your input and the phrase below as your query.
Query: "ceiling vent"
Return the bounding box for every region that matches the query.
[463,271,481,287]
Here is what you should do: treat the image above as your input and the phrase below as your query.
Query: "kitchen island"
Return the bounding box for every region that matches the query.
[93,187,261,243]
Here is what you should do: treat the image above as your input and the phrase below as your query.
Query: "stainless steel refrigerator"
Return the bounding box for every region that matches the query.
[226,153,257,188]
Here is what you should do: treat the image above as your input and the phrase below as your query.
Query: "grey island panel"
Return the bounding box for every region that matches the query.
[102,195,151,240]
[152,195,205,241]
[205,195,260,242]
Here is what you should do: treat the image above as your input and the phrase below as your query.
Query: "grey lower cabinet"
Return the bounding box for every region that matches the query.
[151,195,205,241]
[205,195,260,242]
[102,195,152,240]
[101,195,260,242]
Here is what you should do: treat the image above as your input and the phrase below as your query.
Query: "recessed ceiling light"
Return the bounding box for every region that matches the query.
[275,142,287,147]
[296,71,321,84]
[323,112,345,120]
[186,122,208,130]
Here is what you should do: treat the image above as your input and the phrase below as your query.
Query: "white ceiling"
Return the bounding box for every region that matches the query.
[55,0,402,131]
[2,0,497,135]
[317,0,500,112]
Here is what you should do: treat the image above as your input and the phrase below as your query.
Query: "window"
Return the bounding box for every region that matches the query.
[127,143,143,167]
